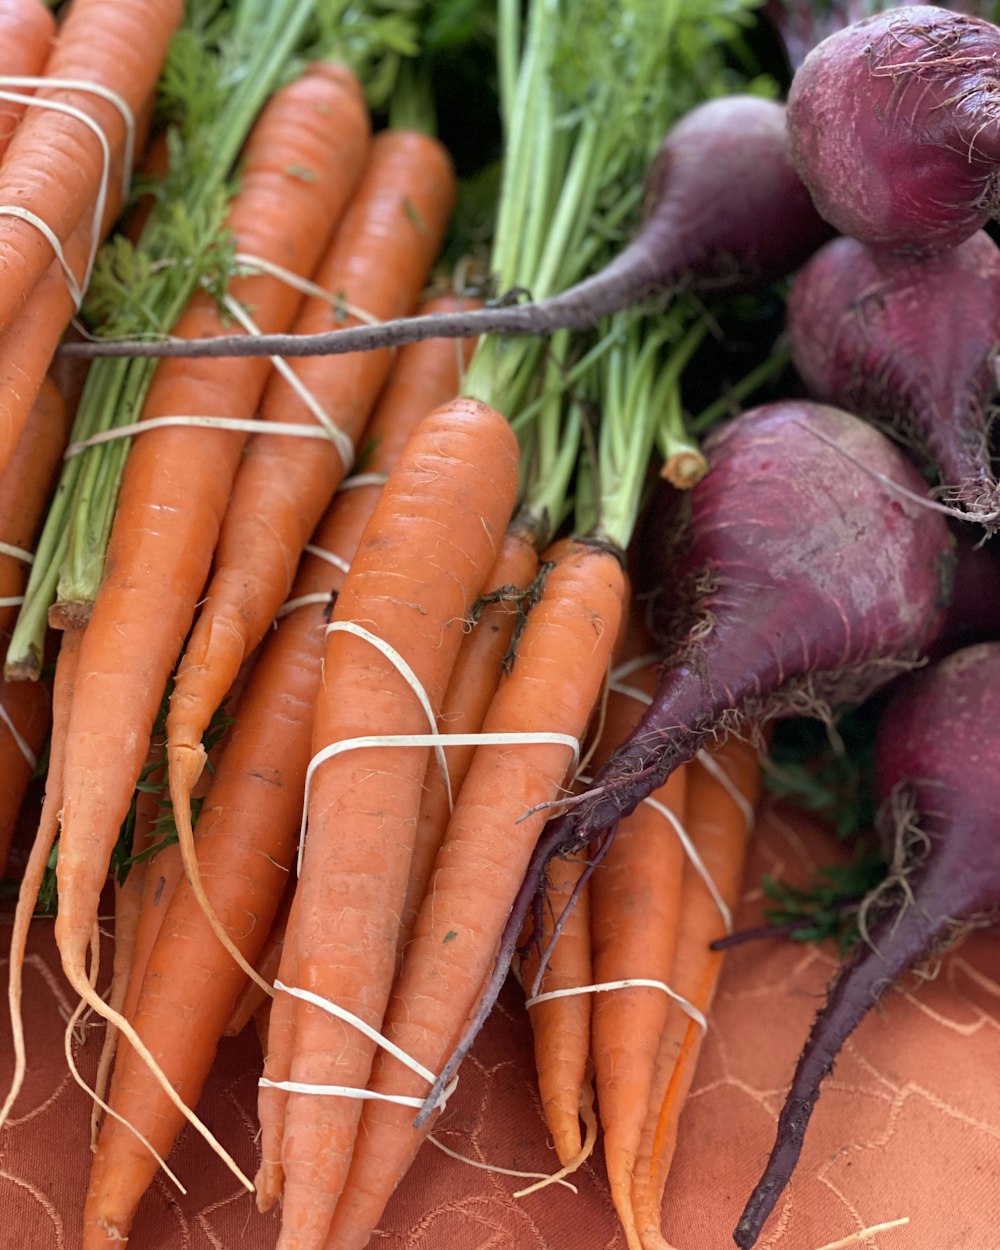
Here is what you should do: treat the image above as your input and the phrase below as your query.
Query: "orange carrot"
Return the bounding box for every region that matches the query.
[254,310,479,1210]
[272,399,519,1250]
[321,537,625,1250]
[223,881,294,1039]
[43,74,372,1199]
[166,128,455,850]
[0,0,56,160]
[53,61,370,983]
[0,0,182,336]
[0,623,81,1127]
[86,321,479,1239]
[520,844,594,1168]
[0,657,50,875]
[399,524,541,944]
[583,649,690,1250]
[0,376,71,645]
[630,736,761,1250]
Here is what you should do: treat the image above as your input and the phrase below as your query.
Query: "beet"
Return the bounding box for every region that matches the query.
[787,230,1000,527]
[568,400,951,841]
[786,5,1000,251]
[413,400,953,1120]
[61,97,833,363]
[734,641,1000,1247]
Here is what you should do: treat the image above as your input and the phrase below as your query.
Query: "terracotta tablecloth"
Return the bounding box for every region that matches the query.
[2,799,998,1250]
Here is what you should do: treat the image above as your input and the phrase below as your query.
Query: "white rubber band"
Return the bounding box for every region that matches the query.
[233,252,384,327]
[0,77,135,196]
[0,699,37,770]
[299,623,579,875]
[644,794,733,935]
[222,294,355,471]
[0,87,116,303]
[64,414,335,457]
[328,619,451,801]
[0,595,25,607]
[260,979,458,1111]
[0,542,34,564]
[337,472,389,490]
[607,661,735,933]
[0,204,84,307]
[303,544,351,574]
[524,978,708,1033]
[428,1134,578,1193]
[257,1077,434,1108]
[694,747,756,835]
[275,592,333,620]
[609,653,661,683]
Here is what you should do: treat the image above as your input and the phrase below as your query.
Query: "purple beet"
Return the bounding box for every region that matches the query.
[567,400,951,841]
[60,96,833,363]
[787,5,1000,251]
[413,400,953,1120]
[734,641,1000,1247]
[787,230,1000,528]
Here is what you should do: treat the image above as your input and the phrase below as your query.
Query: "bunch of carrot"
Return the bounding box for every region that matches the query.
[0,3,780,1249]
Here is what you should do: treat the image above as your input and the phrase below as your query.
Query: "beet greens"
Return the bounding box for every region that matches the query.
[787,229,1000,528]
[735,641,1000,1247]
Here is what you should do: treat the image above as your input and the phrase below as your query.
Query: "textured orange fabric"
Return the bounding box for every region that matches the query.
[1,797,997,1249]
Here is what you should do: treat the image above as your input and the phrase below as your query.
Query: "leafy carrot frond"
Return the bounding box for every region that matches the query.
[761,854,888,953]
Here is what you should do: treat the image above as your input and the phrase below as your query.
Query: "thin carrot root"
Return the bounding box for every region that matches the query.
[514,1075,598,1198]
[0,623,82,1130]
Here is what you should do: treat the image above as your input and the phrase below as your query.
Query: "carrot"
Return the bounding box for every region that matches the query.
[269,399,519,1250]
[88,321,480,1238]
[0,0,56,160]
[0,97,150,478]
[591,770,688,1248]
[629,736,761,1250]
[1,376,71,648]
[0,623,81,1127]
[0,658,50,875]
[399,523,541,944]
[47,67,370,1191]
[520,844,595,1169]
[320,537,625,1250]
[0,0,182,336]
[166,128,454,853]
[89,777,161,1147]
[224,881,294,1039]
[241,311,480,1211]
[53,60,368,968]
[115,770,170,1030]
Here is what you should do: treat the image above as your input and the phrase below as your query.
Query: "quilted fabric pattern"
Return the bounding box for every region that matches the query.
[1,798,997,1250]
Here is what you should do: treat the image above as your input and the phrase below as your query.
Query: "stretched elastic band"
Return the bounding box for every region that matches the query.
[221,295,356,472]
[0,76,135,195]
[524,977,708,1032]
[0,700,37,770]
[303,544,351,574]
[0,542,34,564]
[64,414,336,458]
[260,979,457,1112]
[275,591,334,620]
